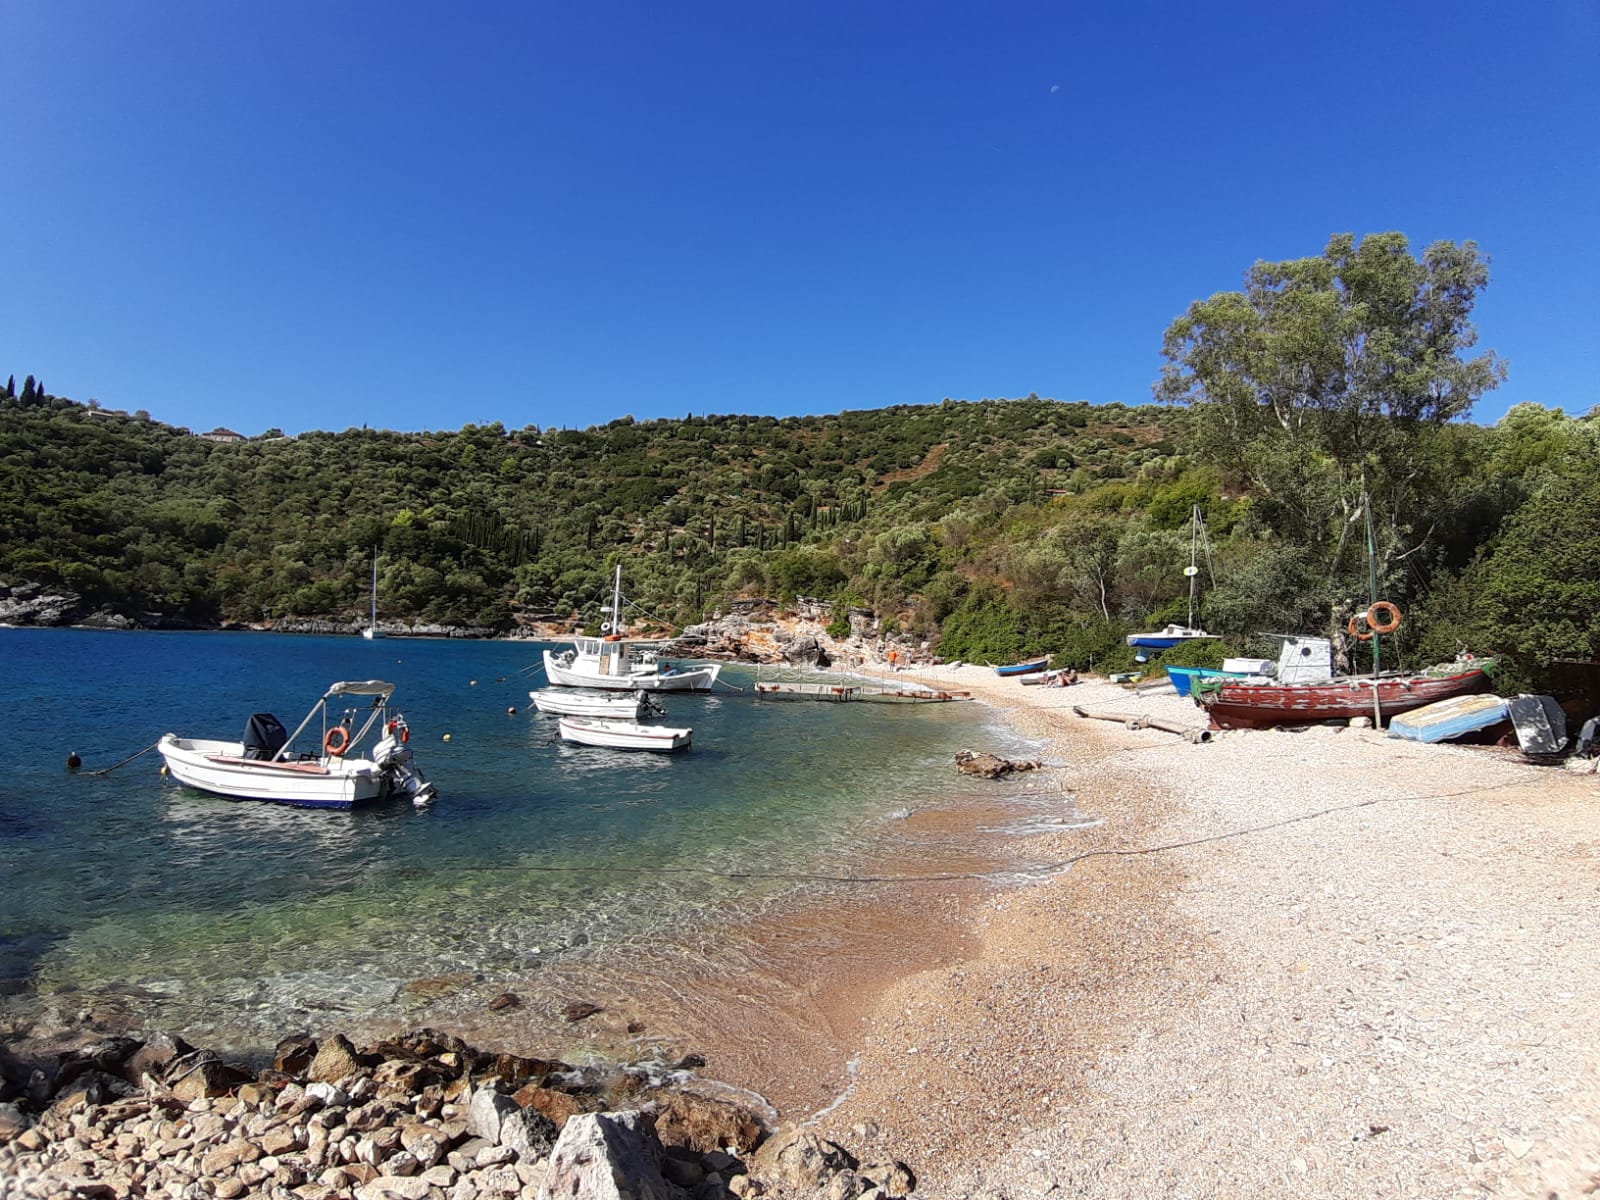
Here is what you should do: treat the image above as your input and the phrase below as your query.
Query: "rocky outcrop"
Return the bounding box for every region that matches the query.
[0,1027,915,1200]
[0,582,187,629]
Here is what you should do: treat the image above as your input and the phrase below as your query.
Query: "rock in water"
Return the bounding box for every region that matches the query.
[954,749,1044,779]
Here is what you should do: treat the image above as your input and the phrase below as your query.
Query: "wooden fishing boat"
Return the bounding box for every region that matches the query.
[542,566,721,692]
[1195,659,1494,730]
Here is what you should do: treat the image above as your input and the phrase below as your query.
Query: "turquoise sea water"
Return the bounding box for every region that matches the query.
[0,629,1025,1047]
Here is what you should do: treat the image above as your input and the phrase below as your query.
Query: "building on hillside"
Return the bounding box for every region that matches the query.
[198,427,246,443]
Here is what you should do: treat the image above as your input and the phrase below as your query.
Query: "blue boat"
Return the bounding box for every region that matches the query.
[994,657,1050,677]
[1164,665,1246,697]
[1127,623,1215,651]
[1387,693,1508,743]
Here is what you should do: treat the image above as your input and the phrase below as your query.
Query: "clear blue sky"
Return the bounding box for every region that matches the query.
[3,2,1595,437]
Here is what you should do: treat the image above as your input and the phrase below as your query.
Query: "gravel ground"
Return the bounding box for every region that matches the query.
[812,667,1600,1200]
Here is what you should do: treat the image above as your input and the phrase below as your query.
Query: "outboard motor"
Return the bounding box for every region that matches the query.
[242,713,289,761]
[372,716,437,806]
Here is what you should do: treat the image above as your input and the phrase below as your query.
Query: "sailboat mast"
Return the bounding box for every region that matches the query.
[611,563,623,636]
[370,550,379,627]
[1188,506,1199,629]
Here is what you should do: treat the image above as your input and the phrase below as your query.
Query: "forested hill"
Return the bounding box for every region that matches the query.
[6,232,1599,688]
[3,385,1599,689]
[0,388,1185,633]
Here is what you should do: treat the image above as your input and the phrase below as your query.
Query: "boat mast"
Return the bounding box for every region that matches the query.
[610,563,623,636]
[1188,507,1198,628]
[370,549,379,630]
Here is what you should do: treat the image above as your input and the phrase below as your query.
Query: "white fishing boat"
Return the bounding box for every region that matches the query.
[157,681,436,809]
[541,565,721,692]
[556,716,692,752]
[361,549,383,640]
[529,689,660,719]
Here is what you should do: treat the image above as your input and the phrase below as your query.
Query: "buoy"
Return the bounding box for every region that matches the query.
[66,752,82,771]
[470,680,478,687]
[443,733,452,742]
[160,765,169,776]
[507,706,518,715]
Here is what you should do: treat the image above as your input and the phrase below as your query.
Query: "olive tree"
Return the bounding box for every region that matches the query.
[1156,233,1505,599]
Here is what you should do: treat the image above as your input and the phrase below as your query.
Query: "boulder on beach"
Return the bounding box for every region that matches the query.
[953,749,1044,779]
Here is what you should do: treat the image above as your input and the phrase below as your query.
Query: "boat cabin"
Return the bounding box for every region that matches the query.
[1277,636,1334,684]
[571,636,652,678]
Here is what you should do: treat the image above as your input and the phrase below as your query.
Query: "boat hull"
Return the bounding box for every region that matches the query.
[543,651,720,692]
[995,658,1049,677]
[1197,667,1492,730]
[1165,666,1248,697]
[530,689,648,718]
[556,717,692,752]
[158,736,382,809]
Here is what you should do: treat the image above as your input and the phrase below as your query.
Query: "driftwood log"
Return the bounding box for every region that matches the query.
[1071,706,1213,743]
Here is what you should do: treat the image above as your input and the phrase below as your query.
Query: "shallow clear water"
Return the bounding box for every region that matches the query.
[0,629,1027,1043]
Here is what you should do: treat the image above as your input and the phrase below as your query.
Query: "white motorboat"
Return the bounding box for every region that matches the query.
[529,689,661,719]
[556,716,692,752]
[541,565,721,691]
[158,680,436,809]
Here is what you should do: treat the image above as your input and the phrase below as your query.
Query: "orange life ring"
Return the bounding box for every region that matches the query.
[1367,601,1402,635]
[324,726,351,757]
[1347,615,1373,642]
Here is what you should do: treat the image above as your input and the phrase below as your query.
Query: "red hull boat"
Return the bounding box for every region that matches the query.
[1195,662,1494,730]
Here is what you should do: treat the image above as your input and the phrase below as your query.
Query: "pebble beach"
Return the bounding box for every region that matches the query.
[799,666,1600,1199]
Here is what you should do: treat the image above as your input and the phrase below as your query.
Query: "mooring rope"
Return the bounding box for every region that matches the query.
[88,742,160,776]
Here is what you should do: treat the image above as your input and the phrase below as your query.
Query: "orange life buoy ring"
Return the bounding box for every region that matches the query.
[324,726,351,757]
[1367,600,1402,634]
[1347,615,1373,642]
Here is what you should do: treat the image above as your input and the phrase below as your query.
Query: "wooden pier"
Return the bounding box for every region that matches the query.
[754,681,971,703]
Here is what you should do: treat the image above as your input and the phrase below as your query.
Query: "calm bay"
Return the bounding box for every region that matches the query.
[0,628,1044,1062]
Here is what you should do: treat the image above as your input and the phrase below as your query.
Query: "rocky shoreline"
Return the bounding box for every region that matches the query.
[0,1025,914,1200]
[0,584,922,668]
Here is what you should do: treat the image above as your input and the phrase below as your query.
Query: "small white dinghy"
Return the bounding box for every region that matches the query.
[158,680,437,809]
[557,716,692,753]
[529,689,660,719]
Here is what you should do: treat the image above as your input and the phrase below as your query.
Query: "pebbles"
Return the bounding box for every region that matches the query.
[817,670,1600,1199]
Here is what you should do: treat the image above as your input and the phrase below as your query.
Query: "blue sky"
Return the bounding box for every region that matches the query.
[3,2,1595,437]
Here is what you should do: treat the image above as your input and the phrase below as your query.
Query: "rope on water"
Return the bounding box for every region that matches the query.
[89,742,160,776]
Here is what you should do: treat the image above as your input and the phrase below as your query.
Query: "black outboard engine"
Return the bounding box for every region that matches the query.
[242,713,289,761]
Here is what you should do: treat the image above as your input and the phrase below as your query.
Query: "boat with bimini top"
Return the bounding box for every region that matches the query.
[157,680,436,809]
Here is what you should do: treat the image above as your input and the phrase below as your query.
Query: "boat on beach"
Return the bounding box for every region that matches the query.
[541,565,722,692]
[157,680,436,808]
[994,657,1050,677]
[1165,664,1248,697]
[529,688,659,719]
[1192,636,1495,730]
[557,716,693,752]
[1127,506,1216,653]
